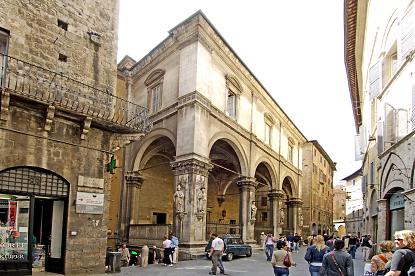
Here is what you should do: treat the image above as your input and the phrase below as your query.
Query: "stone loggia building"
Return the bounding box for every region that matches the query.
[111,11,333,257]
[0,1,148,275]
[345,0,415,241]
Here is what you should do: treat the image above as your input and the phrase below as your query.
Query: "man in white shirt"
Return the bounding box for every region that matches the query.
[208,233,225,275]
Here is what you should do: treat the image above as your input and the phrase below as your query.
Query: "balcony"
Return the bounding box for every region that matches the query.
[0,54,150,133]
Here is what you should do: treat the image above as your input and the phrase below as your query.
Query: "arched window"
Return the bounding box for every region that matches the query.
[145,69,165,114]
[225,75,242,119]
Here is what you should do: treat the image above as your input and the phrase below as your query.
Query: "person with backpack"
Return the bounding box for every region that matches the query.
[304,235,327,276]
[370,240,394,275]
[385,230,415,276]
[320,239,354,276]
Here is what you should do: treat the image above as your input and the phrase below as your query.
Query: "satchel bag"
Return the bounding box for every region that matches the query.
[283,252,291,267]
[329,252,345,276]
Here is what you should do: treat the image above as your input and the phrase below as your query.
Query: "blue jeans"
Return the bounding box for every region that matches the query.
[274,267,289,276]
[309,265,321,276]
[293,242,299,253]
[266,244,274,261]
[348,245,356,259]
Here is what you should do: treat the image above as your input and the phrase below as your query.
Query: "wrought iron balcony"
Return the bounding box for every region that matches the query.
[0,53,150,133]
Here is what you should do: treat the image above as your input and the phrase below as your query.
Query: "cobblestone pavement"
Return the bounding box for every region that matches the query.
[119,246,368,275]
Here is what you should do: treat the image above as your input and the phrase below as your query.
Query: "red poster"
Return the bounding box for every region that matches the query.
[8,201,17,230]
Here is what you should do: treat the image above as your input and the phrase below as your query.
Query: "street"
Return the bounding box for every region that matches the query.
[120,246,367,275]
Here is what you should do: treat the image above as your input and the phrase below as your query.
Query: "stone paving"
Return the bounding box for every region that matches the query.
[116,246,368,275]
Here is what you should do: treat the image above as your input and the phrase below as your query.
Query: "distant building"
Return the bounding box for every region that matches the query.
[302,141,336,236]
[333,184,347,237]
[342,169,364,236]
[344,0,415,241]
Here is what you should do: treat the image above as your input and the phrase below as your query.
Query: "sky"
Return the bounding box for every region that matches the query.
[117,0,361,183]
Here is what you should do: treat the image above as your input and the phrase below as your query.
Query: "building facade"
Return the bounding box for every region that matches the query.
[111,11,310,257]
[345,0,415,242]
[0,1,148,275]
[333,184,347,237]
[301,141,336,237]
[342,169,364,236]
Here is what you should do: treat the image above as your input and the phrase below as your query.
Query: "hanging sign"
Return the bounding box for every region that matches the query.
[76,192,104,214]
[389,192,405,210]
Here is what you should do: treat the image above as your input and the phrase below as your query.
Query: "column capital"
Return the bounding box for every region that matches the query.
[170,158,213,176]
[125,171,144,189]
[287,197,303,206]
[236,177,257,190]
[268,189,285,200]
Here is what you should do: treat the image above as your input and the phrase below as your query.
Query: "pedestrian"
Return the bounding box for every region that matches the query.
[162,235,173,267]
[260,232,267,250]
[293,233,301,254]
[287,233,294,251]
[265,232,276,261]
[325,236,335,253]
[320,239,354,276]
[271,240,296,276]
[151,245,161,264]
[170,232,179,264]
[370,240,394,275]
[385,230,415,276]
[361,235,373,262]
[118,243,130,267]
[348,235,358,259]
[208,233,225,275]
[304,235,327,276]
[343,234,350,251]
[141,245,149,267]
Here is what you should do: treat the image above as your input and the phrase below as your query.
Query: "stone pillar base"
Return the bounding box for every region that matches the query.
[178,246,207,260]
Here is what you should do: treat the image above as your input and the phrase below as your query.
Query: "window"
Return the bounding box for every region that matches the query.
[0,30,9,85]
[261,212,268,222]
[370,162,374,184]
[261,197,267,207]
[382,44,398,87]
[313,164,317,174]
[288,143,293,163]
[227,92,237,118]
[153,212,166,224]
[225,75,242,119]
[145,69,165,114]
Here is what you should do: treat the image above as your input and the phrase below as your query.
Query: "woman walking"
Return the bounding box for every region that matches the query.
[271,240,296,276]
[385,230,415,276]
[370,240,394,275]
[304,235,327,276]
[320,239,354,276]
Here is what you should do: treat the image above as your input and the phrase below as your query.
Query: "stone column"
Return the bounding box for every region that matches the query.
[236,177,257,243]
[287,198,303,234]
[170,158,213,252]
[377,199,388,241]
[268,190,284,237]
[125,171,144,224]
[403,189,415,230]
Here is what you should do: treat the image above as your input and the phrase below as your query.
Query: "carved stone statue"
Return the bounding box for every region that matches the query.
[280,208,285,224]
[250,201,257,220]
[174,183,185,213]
[196,187,206,213]
[298,210,304,227]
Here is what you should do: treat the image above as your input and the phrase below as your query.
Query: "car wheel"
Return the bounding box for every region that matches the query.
[226,252,234,261]
[246,249,252,257]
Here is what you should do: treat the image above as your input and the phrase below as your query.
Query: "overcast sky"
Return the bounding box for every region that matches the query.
[117,0,361,183]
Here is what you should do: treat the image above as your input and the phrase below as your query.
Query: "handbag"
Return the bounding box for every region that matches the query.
[329,252,345,276]
[283,251,291,267]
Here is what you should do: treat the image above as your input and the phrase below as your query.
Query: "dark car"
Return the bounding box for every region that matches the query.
[205,235,252,261]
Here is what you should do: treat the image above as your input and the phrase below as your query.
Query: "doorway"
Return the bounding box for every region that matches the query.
[33,198,65,274]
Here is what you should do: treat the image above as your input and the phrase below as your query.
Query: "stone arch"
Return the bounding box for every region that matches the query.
[380,152,410,198]
[281,175,297,198]
[251,157,277,190]
[380,9,398,51]
[133,128,176,170]
[144,69,166,86]
[208,132,248,176]
[369,189,379,216]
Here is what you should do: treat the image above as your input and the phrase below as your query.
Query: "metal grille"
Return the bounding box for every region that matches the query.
[0,167,68,197]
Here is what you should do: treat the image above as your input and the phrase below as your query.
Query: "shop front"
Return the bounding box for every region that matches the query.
[388,190,405,239]
[0,167,68,276]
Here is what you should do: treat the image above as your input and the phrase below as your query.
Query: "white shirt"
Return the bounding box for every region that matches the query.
[163,239,172,249]
[211,237,224,251]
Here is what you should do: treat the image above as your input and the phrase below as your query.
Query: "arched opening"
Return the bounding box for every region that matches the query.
[0,166,69,274]
[207,139,242,238]
[311,223,317,235]
[281,176,294,235]
[137,136,176,225]
[254,162,273,243]
[386,188,405,239]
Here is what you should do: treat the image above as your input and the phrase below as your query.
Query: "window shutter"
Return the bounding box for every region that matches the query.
[400,5,415,61]
[395,108,408,140]
[377,120,384,154]
[384,104,396,146]
[359,125,367,153]
[354,134,363,161]
[369,61,382,99]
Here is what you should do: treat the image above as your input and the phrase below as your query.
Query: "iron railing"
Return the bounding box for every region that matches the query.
[0,53,150,133]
